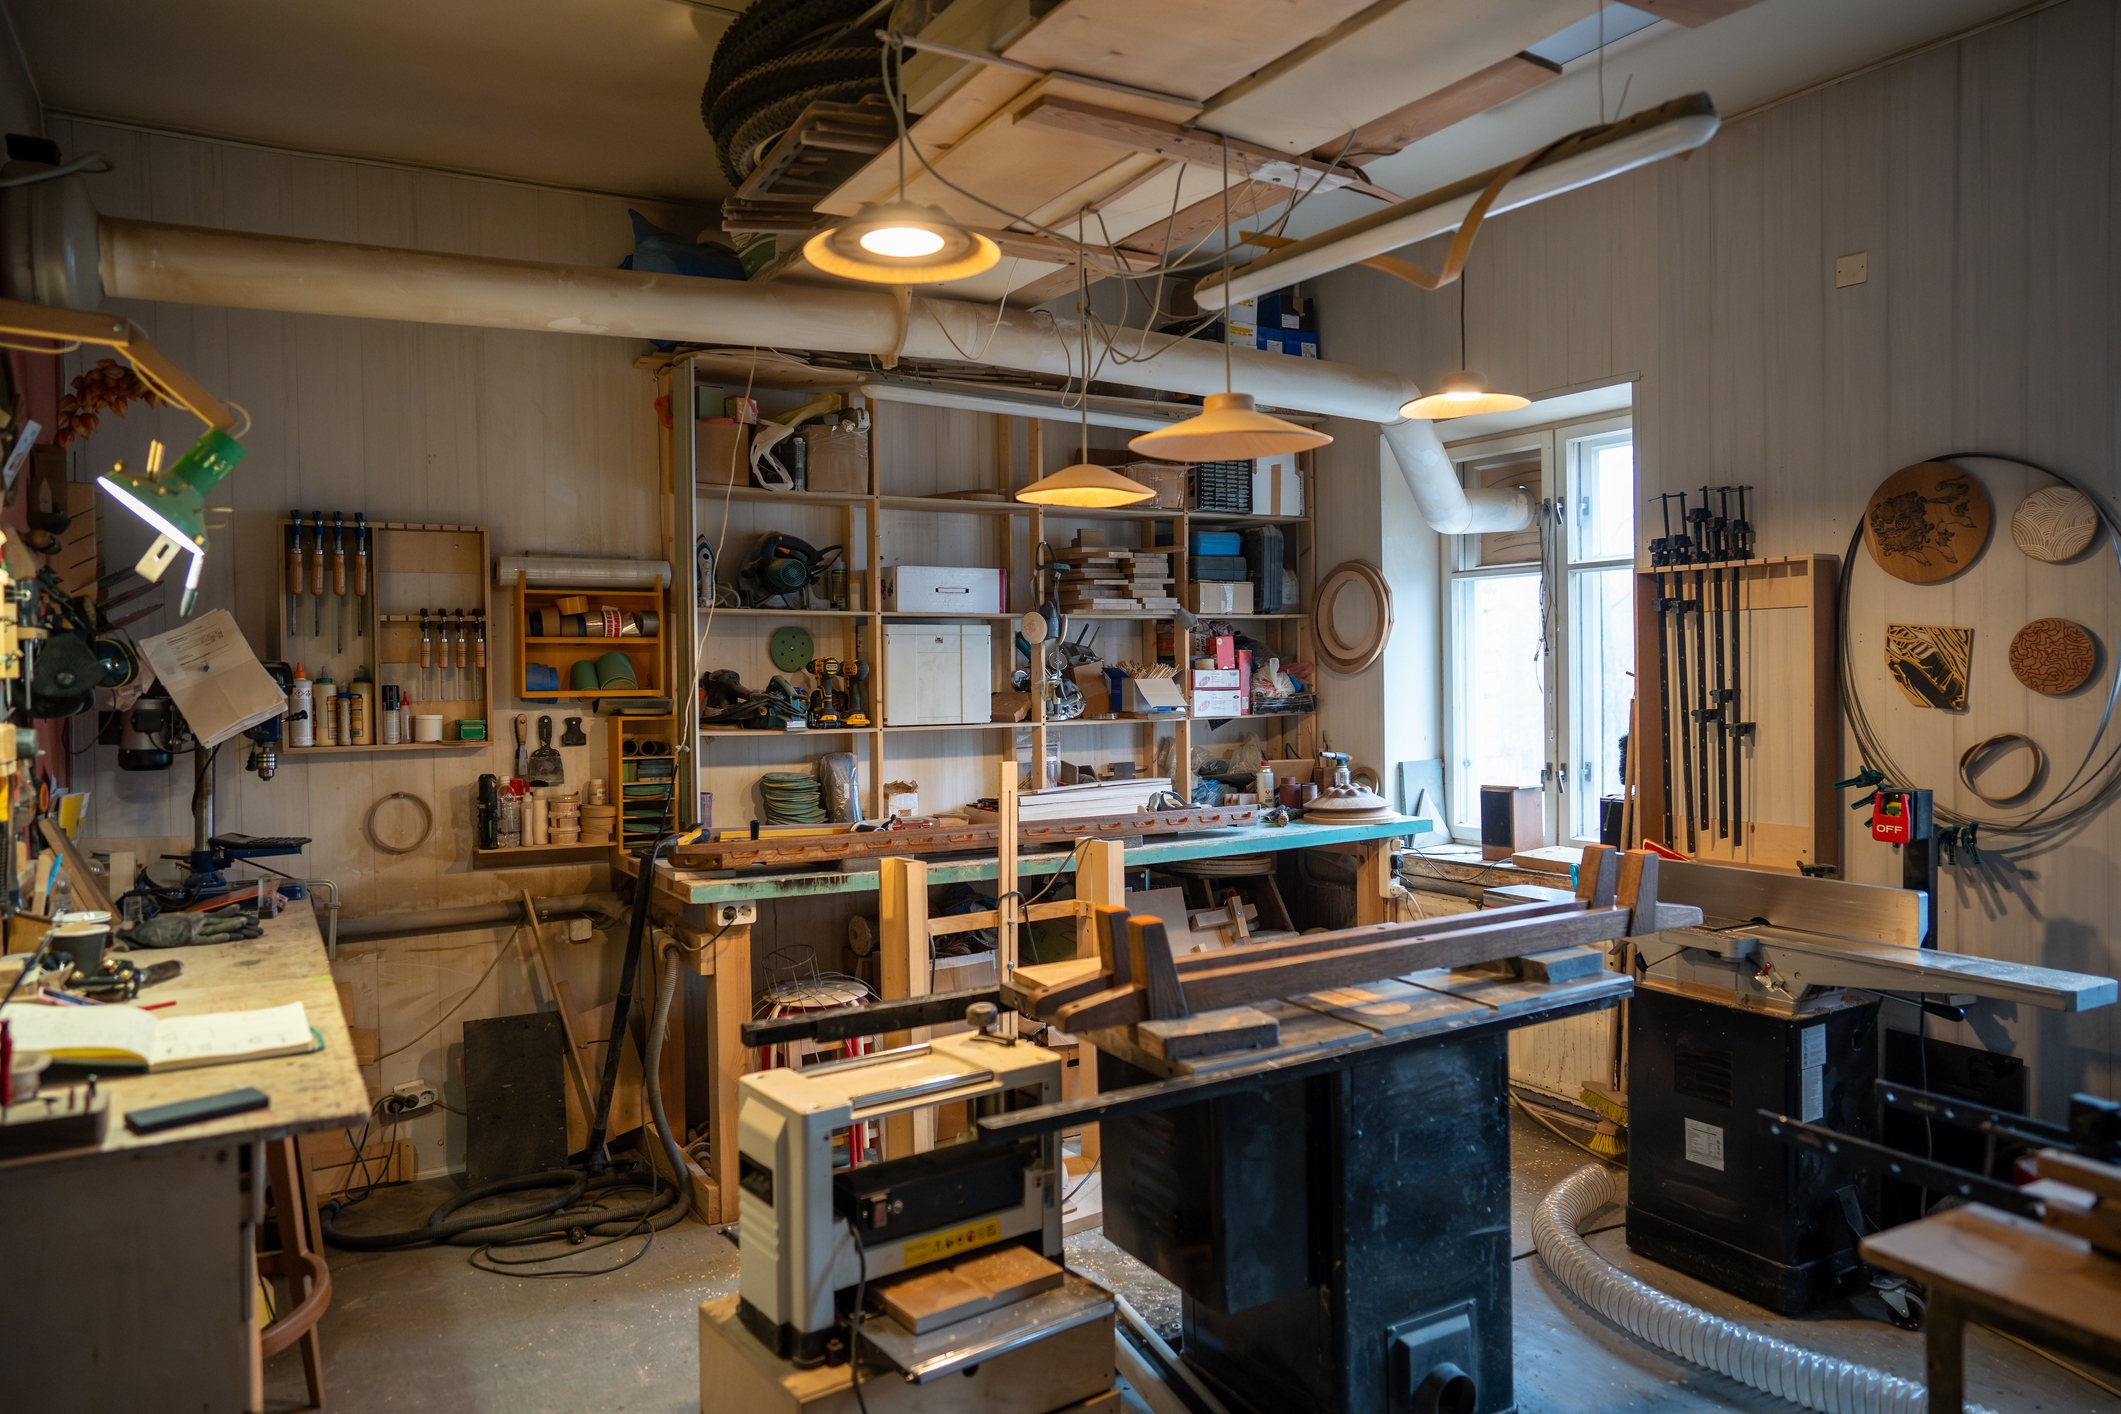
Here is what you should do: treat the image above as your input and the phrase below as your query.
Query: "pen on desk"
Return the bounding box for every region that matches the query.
[142,1001,176,1011]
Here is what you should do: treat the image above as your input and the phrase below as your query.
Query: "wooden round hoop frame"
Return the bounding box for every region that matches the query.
[1315,560,1394,674]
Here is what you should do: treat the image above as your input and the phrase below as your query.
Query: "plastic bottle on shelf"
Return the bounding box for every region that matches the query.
[380,684,401,744]
[288,664,314,748]
[314,673,336,746]
[350,670,375,746]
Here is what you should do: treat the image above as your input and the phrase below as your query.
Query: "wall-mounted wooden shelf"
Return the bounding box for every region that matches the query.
[513,577,670,701]
[276,518,491,752]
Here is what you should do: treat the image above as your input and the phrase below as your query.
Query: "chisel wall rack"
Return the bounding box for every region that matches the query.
[275,518,492,753]
[1632,553,1840,874]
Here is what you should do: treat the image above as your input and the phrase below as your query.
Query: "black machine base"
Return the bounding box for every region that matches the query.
[1626,987,1879,1315]
[1623,1203,1859,1314]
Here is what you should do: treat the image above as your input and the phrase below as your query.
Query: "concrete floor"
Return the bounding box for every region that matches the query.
[272,1114,2115,1412]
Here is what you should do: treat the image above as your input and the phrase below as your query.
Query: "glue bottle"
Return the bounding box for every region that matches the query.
[350,669,374,746]
[289,664,314,748]
[314,672,336,746]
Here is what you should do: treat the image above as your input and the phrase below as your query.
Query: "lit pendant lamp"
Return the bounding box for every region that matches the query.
[801,43,998,285]
[1399,267,1528,420]
[1129,134,1331,463]
[1020,244,1153,508]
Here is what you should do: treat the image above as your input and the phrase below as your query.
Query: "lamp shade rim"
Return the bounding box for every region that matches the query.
[1126,391,1332,461]
[803,201,1001,284]
[1016,461,1155,507]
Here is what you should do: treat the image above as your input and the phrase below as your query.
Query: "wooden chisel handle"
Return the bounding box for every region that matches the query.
[353,534,368,597]
[312,518,327,595]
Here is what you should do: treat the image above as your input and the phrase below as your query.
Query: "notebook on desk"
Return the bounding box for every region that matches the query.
[0,1001,318,1072]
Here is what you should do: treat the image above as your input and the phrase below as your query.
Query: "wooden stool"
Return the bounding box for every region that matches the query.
[259,1137,331,1409]
[1160,855,1295,934]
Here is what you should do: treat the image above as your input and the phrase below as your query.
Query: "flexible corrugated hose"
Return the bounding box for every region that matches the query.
[1533,1165,1997,1414]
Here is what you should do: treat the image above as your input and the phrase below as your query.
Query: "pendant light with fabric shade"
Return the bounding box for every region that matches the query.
[801,44,998,285]
[1399,269,1528,420]
[1019,232,1153,508]
[1128,134,1331,463]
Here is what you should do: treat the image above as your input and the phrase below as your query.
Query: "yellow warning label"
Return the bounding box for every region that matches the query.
[902,1216,1002,1268]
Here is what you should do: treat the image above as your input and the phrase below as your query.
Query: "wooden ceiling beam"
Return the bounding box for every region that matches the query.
[1319,53,1563,167]
[1014,95,1397,204]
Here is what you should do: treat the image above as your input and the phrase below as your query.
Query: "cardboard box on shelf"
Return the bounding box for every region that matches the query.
[1123,677,1187,713]
[1190,581,1254,615]
[1252,455,1304,516]
[799,426,869,493]
[1189,669,1242,691]
[1190,690,1246,718]
[695,421,750,486]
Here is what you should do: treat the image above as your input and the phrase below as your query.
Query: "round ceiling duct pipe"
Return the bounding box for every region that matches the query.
[26,199,1523,533]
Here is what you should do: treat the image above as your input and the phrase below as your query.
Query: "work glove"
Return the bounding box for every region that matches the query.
[120,911,265,949]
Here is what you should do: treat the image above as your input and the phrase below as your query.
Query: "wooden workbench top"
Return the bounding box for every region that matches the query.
[630,816,1433,905]
[0,906,368,1169]
[1861,1203,2121,1347]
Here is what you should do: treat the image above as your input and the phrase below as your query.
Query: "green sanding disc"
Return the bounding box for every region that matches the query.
[768,625,815,672]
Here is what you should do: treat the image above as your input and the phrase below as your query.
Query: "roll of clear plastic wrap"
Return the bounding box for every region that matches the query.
[492,556,675,590]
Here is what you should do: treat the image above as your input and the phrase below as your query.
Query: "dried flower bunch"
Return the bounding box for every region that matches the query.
[56,358,162,447]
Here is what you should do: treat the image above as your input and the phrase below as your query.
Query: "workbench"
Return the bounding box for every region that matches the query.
[624,817,1427,1224]
[1860,1203,2121,1413]
[0,907,367,1414]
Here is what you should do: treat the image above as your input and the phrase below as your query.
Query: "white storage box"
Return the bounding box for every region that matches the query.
[880,565,1004,614]
[1123,678,1188,713]
[1251,455,1304,516]
[1189,669,1242,692]
[883,623,993,725]
[1190,690,1246,718]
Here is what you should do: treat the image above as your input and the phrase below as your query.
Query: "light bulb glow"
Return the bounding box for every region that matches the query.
[1446,389,1480,400]
[859,225,945,257]
[98,475,199,549]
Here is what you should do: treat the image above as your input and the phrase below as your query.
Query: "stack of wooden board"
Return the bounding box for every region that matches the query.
[965,777,1174,822]
[1051,545,1176,615]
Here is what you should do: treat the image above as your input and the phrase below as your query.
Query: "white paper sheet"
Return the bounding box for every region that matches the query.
[138,609,286,747]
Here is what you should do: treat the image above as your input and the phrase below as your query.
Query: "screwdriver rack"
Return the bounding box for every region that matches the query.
[275,517,492,753]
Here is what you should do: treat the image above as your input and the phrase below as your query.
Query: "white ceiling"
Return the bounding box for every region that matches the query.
[5,0,740,203]
[4,0,2040,221]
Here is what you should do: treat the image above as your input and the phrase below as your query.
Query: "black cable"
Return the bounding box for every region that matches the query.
[846,1215,871,1414]
[469,1171,663,1278]
[1064,1156,1101,1204]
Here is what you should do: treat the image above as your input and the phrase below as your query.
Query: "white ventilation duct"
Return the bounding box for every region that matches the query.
[1195,94,1721,310]
[4,183,1526,534]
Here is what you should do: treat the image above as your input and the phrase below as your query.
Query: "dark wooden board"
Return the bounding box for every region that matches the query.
[464,1012,567,1187]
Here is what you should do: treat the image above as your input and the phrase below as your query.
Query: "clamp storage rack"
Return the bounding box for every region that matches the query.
[275,518,491,753]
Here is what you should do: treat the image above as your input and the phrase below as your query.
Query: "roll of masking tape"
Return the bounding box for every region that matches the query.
[412,714,444,743]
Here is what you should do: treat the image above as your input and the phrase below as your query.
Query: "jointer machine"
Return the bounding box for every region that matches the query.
[1626,859,2118,1314]
[711,842,1686,1414]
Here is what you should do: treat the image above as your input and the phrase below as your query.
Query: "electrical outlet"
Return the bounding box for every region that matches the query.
[385,1080,439,1115]
[716,903,757,927]
[1835,251,1868,288]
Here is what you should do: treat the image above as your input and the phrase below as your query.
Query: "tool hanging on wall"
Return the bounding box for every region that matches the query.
[309,512,327,637]
[1684,493,1714,843]
[331,511,347,652]
[473,612,487,695]
[286,512,304,638]
[353,512,369,637]
[418,608,433,701]
[439,610,455,700]
[514,712,529,776]
[1723,486,1754,846]
[1699,487,1730,840]
[1651,493,1695,850]
[1644,497,1676,847]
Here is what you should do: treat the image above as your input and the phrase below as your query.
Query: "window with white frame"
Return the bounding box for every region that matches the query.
[1443,417,1634,847]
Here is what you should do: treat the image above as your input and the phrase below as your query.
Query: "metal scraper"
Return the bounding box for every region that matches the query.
[514,713,529,778]
[529,714,564,783]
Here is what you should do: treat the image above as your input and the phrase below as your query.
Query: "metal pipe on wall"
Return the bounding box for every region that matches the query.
[333,891,623,944]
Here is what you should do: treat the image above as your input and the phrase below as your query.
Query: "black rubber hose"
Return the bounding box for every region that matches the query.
[645,941,697,1219]
[324,1170,587,1250]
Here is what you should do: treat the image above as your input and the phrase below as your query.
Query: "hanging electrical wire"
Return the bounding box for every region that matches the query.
[1839,452,2121,855]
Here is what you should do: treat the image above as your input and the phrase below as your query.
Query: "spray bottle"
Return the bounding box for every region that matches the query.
[288,663,314,748]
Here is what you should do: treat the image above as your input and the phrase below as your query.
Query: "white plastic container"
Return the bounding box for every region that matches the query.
[879,565,1004,613]
[288,665,314,748]
[882,623,992,725]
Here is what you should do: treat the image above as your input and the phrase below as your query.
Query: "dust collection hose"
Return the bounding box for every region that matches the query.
[1534,1166,1997,1414]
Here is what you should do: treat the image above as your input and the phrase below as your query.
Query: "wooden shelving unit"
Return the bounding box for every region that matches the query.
[512,578,670,701]
[684,395,1320,816]
[275,519,491,753]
